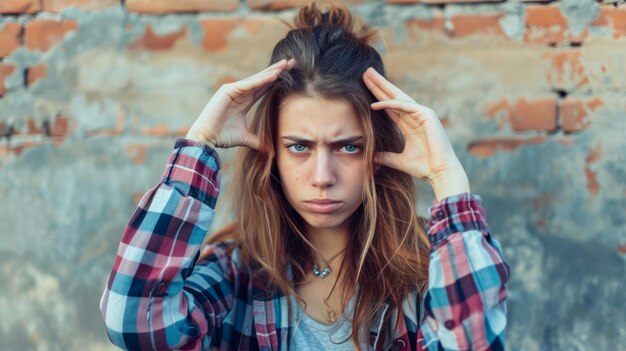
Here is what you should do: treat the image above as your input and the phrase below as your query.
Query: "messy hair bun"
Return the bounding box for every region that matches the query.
[293,3,378,45]
[268,2,386,98]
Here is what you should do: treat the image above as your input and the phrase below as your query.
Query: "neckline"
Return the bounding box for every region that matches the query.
[290,294,355,329]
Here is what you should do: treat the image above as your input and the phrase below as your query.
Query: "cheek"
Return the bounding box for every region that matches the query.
[277,160,301,196]
[345,165,366,196]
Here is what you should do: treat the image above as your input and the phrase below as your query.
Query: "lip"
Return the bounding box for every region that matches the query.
[303,199,342,214]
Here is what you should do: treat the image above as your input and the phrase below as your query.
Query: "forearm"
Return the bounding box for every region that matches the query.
[100,139,222,350]
[419,193,510,350]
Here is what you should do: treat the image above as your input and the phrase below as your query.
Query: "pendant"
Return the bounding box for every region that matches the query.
[312,264,331,278]
[326,308,338,323]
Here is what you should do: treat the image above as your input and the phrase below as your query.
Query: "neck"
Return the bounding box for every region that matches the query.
[304,224,349,266]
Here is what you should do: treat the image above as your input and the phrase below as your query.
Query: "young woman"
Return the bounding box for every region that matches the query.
[100,4,509,350]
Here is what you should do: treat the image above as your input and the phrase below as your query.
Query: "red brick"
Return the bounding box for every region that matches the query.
[27,63,47,87]
[448,13,507,38]
[544,49,589,91]
[0,22,22,58]
[406,15,445,35]
[199,18,245,53]
[560,96,603,133]
[129,26,188,51]
[468,136,547,158]
[0,63,16,96]
[24,19,78,52]
[511,97,558,131]
[198,17,284,54]
[42,0,119,12]
[249,0,363,10]
[525,5,587,44]
[485,97,558,132]
[591,5,626,39]
[0,0,41,14]
[126,0,238,13]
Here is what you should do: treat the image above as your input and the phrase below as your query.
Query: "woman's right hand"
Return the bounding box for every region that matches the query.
[185,58,295,149]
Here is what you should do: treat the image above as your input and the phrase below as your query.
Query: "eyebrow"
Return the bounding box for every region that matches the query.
[280,136,364,144]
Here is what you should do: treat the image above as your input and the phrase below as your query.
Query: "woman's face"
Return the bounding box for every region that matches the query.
[275,95,366,234]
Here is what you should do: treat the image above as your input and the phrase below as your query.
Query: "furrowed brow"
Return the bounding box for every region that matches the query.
[281,136,312,143]
[280,136,363,144]
[334,136,363,144]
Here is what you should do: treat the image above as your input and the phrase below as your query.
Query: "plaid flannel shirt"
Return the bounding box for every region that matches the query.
[100,139,510,350]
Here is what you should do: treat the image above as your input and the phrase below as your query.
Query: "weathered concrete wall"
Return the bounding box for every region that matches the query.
[0,0,624,349]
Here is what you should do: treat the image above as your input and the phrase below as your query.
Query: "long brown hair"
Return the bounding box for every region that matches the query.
[201,3,430,349]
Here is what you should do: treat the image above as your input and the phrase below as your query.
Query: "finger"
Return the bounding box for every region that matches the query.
[363,67,412,101]
[258,58,290,75]
[370,102,400,124]
[374,151,405,172]
[251,58,294,79]
[245,59,296,104]
[232,67,283,94]
[371,99,419,114]
[239,58,296,93]
[362,70,392,102]
[234,69,282,95]
[371,100,431,128]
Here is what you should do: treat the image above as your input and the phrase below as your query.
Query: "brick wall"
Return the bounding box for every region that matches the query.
[0,0,624,349]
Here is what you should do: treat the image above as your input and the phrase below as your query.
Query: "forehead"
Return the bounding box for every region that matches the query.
[277,95,363,138]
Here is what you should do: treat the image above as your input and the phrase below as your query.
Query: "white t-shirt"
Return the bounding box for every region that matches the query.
[288,294,369,350]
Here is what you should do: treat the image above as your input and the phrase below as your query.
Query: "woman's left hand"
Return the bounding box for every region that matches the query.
[362,67,470,200]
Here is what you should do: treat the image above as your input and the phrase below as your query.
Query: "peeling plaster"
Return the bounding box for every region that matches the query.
[560,0,600,36]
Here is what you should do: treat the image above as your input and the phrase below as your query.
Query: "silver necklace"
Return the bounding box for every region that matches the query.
[312,249,344,279]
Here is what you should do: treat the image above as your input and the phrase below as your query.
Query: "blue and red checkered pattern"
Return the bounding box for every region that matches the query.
[100,139,509,350]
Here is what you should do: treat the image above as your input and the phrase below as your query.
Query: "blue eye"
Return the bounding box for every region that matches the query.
[287,144,308,153]
[340,144,361,153]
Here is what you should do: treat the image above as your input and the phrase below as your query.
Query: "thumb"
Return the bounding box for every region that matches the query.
[374,151,404,172]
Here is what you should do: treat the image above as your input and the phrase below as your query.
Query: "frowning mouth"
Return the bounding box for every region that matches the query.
[303,199,342,214]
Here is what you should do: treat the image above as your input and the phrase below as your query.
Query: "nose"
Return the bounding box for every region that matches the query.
[311,149,336,188]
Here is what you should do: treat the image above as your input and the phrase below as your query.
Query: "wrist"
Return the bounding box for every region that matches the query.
[429,169,470,202]
[185,130,215,148]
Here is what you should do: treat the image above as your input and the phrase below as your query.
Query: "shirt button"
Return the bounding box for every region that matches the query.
[436,210,445,220]
[444,320,456,329]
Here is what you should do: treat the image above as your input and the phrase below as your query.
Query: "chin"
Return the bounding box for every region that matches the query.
[300,213,351,230]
